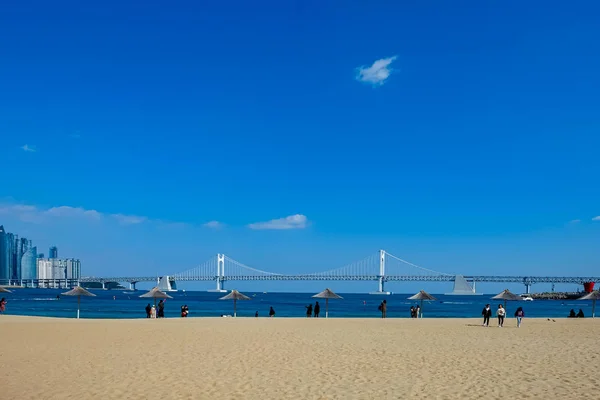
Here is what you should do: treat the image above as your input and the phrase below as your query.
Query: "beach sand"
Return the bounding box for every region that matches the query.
[1,316,598,399]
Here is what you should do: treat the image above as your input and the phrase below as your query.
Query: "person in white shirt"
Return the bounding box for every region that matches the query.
[497,304,506,327]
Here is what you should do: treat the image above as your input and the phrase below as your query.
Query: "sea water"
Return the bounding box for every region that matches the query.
[0,289,592,319]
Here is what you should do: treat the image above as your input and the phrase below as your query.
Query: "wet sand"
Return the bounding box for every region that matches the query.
[1,316,598,399]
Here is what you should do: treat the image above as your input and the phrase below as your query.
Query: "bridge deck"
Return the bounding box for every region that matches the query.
[77,275,600,284]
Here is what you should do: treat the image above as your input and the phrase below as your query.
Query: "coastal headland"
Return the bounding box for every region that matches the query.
[1,316,598,399]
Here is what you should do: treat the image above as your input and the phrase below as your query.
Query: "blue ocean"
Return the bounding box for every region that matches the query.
[0,289,592,319]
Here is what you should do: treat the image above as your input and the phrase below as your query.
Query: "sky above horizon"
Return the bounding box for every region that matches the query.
[1,1,599,293]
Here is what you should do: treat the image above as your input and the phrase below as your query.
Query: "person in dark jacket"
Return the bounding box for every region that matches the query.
[514,306,525,327]
[269,306,275,318]
[577,309,585,318]
[314,302,321,318]
[482,304,492,327]
[305,304,313,318]
[145,303,152,318]
[157,299,165,318]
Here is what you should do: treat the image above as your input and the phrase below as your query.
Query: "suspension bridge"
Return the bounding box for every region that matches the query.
[74,250,599,294]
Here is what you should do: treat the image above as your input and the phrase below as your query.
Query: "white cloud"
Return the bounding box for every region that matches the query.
[20,144,36,152]
[112,214,148,225]
[592,216,600,221]
[203,221,223,229]
[0,203,147,225]
[356,56,397,86]
[569,219,581,224]
[247,214,309,230]
[70,132,81,138]
[45,206,102,220]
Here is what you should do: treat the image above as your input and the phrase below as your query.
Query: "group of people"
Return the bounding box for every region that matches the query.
[144,300,166,318]
[305,302,321,317]
[482,304,525,327]
[180,305,189,317]
[254,306,276,317]
[568,309,585,318]
[409,305,421,318]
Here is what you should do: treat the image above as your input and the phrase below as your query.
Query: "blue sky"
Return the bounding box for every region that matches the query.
[1,1,599,293]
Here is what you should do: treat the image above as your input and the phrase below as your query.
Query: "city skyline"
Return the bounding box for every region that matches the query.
[1,1,599,292]
[0,223,81,285]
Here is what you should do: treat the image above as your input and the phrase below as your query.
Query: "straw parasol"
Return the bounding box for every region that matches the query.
[139,287,173,308]
[219,290,251,317]
[312,288,343,318]
[492,289,522,309]
[578,290,600,318]
[407,290,437,318]
[0,287,12,293]
[62,286,96,319]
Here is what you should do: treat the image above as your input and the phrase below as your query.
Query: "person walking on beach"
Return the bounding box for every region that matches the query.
[305,304,313,318]
[314,301,320,318]
[497,304,506,327]
[269,306,275,318]
[0,297,6,313]
[145,303,152,318]
[181,305,189,318]
[482,304,492,327]
[378,300,387,318]
[157,300,165,318]
[514,306,524,327]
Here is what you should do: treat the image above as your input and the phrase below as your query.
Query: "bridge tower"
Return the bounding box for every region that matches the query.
[370,250,391,295]
[210,253,227,293]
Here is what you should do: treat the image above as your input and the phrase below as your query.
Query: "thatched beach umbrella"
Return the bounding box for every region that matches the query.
[492,289,522,310]
[62,286,96,319]
[407,290,437,318]
[0,287,12,293]
[578,291,600,318]
[312,288,343,318]
[219,290,251,317]
[139,287,173,308]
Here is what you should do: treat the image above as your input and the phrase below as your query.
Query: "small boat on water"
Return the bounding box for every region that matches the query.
[521,295,534,301]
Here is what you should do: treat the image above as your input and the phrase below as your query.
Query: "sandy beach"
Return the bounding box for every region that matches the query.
[1,316,598,399]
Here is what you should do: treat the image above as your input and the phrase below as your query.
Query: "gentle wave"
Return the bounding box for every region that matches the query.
[14,298,59,301]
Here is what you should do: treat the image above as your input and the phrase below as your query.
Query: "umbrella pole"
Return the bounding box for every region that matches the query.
[326,298,329,318]
[593,299,596,319]
[420,299,423,318]
[234,298,237,318]
[77,295,80,319]
[504,300,507,310]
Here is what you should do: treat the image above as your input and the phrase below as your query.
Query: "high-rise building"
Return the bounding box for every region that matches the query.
[65,259,81,280]
[36,258,81,281]
[49,246,58,259]
[4,231,15,282]
[21,246,37,280]
[12,236,30,281]
[0,225,9,282]
[36,259,53,280]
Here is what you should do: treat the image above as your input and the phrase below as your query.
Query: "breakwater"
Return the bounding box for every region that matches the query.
[530,292,583,300]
